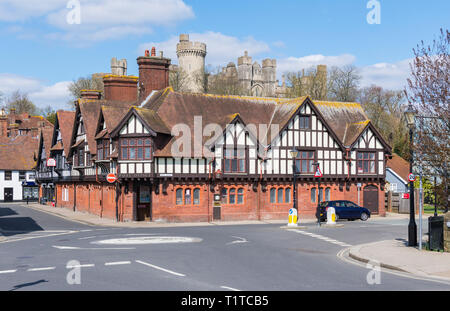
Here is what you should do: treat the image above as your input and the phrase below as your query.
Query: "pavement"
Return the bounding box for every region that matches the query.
[347,239,450,282]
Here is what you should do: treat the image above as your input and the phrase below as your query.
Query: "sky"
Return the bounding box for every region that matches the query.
[0,0,448,110]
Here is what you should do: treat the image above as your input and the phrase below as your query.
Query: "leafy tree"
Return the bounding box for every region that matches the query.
[39,105,57,125]
[285,66,327,100]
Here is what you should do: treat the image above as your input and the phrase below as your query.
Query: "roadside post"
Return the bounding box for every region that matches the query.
[326,206,336,225]
[419,172,423,250]
[288,208,298,227]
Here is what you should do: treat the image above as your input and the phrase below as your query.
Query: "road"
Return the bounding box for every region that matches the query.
[0,202,449,291]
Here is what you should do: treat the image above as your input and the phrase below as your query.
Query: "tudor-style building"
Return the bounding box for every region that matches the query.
[35,48,392,223]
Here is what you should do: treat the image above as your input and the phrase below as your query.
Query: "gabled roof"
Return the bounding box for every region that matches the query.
[387,154,410,183]
[314,101,369,146]
[55,110,75,157]
[0,135,39,170]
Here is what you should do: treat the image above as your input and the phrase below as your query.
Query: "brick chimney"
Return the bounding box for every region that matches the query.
[80,90,102,100]
[0,108,7,137]
[103,75,138,103]
[137,47,171,102]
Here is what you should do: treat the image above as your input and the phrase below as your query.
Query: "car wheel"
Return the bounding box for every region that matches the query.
[360,212,369,221]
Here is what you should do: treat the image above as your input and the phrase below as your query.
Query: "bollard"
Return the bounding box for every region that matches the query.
[288,208,298,227]
[326,207,337,225]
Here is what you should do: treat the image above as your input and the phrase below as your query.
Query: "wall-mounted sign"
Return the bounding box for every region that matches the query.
[46,158,56,167]
[402,193,410,199]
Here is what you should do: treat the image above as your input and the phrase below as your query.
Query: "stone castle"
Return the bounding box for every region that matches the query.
[170,34,327,98]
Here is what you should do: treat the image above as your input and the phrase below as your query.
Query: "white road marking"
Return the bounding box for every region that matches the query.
[53,245,135,250]
[27,267,56,272]
[226,236,249,245]
[1,230,79,243]
[135,260,186,277]
[78,236,98,240]
[93,236,202,245]
[104,261,131,266]
[221,286,241,291]
[0,269,17,274]
[288,229,352,247]
[66,264,95,268]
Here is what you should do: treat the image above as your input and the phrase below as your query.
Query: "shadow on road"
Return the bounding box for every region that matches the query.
[10,279,48,291]
[0,217,44,237]
[0,207,18,217]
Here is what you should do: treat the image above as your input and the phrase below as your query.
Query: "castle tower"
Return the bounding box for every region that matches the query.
[237,51,252,95]
[262,59,277,97]
[176,34,207,93]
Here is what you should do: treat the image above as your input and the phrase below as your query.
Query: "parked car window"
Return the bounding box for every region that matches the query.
[346,201,358,208]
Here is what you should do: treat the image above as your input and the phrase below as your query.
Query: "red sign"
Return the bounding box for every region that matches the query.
[408,173,416,182]
[402,193,410,199]
[314,166,323,178]
[46,158,56,167]
[106,173,117,183]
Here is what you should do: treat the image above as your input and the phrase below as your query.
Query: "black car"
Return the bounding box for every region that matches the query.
[318,200,371,222]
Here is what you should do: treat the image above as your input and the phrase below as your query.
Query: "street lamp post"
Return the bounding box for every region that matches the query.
[313,162,321,227]
[405,103,417,247]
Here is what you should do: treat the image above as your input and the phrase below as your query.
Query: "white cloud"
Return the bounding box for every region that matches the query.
[138,31,271,67]
[277,54,356,75]
[0,74,71,110]
[1,0,194,43]
[359,59,412,90]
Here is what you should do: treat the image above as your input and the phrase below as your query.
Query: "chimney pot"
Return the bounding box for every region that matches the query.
[151,47,156,57]
[145,50,150,57]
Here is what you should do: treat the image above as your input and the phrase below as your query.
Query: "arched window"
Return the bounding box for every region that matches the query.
[184,189,191,205]
[277,188,283,203]
[237,188,244,204]
[221,188,228,204]
[325,188,331,201]
[285,188,291,203]
[270,188,276,203]
[193,188,200,205]
[229,188,236,204]
[176,189,183,205]
[311,188,316,203]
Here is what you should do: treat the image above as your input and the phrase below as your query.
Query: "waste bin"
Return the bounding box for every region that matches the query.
[428,216,444,251]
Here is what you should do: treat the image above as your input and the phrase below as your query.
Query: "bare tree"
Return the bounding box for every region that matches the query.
[5,90,39,115]
[285,66,327,100]
[68,74,104,107]
[169,66,190,92]
[358,85,409,158]
[205,65,245,96]
[405,28,449,211]
[327,65,361,102]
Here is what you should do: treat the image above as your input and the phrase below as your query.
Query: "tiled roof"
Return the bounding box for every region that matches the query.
[56,111,75,157]
[387,154,410,182]
[0,135,39,170]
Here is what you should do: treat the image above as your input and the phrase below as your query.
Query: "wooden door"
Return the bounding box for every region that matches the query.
[363,185,379,214]
[4,188,13,202]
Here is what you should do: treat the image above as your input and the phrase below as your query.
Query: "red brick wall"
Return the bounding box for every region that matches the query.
[137,57,170,101]
[48,179,386,222]
[103,77,138,103]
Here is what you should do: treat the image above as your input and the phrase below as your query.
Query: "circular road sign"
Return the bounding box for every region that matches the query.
[46,158,56,167]
[408,173,416,182]
[107,173,117,183]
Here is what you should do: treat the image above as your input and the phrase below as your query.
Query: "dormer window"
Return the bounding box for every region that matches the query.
[97,140,110,161]
[299,115,310,129]
[224,146,246,173]
[120,138,152,161]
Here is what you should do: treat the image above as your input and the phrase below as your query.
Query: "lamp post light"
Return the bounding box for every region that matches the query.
[290,149,299,223]
[405,103,417,247]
